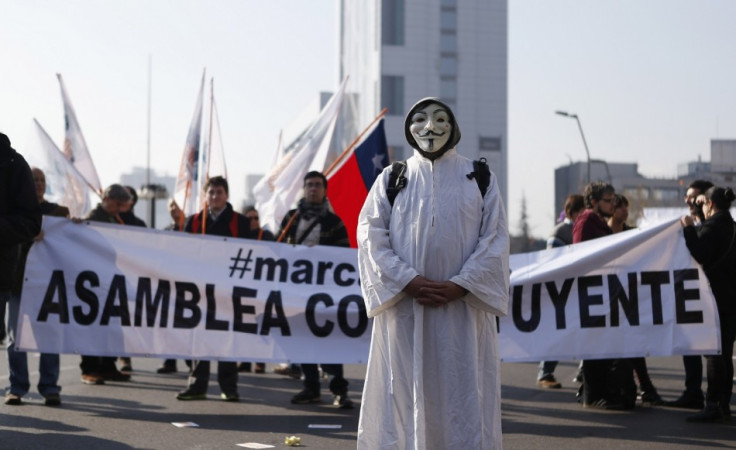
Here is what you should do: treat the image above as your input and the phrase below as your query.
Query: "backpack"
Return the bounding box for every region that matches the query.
[386,157,491,207]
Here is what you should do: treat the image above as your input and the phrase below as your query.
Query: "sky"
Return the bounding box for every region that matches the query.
[1,0,735,236]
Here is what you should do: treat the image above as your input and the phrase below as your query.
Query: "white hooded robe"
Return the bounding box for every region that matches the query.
[357,149,510,450]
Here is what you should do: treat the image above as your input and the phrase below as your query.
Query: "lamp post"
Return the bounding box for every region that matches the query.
[138,183,168,228]
[555,110,591,184]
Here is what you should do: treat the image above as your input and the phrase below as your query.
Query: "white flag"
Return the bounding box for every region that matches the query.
[57,74,102,195]
[254,77,348,233]
[25,119,96,218]
[174,71,205,217]
[198,79,228,211]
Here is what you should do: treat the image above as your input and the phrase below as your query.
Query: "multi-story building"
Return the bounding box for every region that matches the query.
[553,139,736,226]
[338,0,508,202]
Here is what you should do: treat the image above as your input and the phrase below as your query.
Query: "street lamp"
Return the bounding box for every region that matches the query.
[139,183,168,228]
[555,110,592,184]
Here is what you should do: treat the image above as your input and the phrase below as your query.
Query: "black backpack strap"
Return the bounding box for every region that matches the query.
[386,161,407,207]
[466,157,491,197]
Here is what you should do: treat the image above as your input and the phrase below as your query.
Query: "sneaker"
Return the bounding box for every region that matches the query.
[118,357,132,373]
[537,378,562,389]
[274,365,302,379]
[291,389,321,404]
[81,373,105,385]
[43,393,62,406]
[4,392,22,405]
[156,364,177,374]
[332,394,354,409]
[101,370,131,382]
[664,391,704,410]
[220,392,239,402]
[582,399,625,410]
[176,389,206,401]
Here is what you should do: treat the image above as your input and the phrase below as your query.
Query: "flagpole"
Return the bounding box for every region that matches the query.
[324,108,387,178]
[180,180,191,230]
[201,78,216,235]
[277,212,299,243]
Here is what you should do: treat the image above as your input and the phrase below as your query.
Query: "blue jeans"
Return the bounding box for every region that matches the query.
[537,361,558,381]
[4,290,61,397]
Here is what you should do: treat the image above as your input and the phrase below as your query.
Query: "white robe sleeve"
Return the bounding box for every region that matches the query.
[449,172,510,317]
[357,168,420,318]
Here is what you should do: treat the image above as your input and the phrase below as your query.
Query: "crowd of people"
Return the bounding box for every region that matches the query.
[537,179,735,423]
[0,136,357,411]
[2,92,734,450]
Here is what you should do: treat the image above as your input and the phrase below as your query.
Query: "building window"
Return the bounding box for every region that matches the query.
[439,56,457,76]
[479,136,502,151]
[440,77,457,102]
[382,0,405,46]
[440,7,457,31]
[381,75,404,116]
[389,145,405,162]
[652,188,680,201]
[440,31,457,53]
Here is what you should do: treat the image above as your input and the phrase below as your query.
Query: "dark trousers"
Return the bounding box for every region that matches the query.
[581,359,613,404]
[301,364,348,395]
[80,355,117,374]
[582,358,636,406]
[705,314,736,406]
[683,354,704,395]
[631,357,655,392]
[186,360,238,396]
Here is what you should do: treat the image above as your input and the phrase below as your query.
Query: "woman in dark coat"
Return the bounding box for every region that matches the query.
[680,186,736,422]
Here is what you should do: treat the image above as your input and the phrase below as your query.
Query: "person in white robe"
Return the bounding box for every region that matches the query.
[357,98,510,449]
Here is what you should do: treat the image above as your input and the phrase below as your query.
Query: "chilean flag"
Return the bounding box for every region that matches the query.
[327,118,389,247]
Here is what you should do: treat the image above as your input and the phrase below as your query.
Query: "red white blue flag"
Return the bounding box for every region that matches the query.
[326,117,388,247]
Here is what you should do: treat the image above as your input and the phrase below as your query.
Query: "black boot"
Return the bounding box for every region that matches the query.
[686,401,726,423]
[664,390,704,409]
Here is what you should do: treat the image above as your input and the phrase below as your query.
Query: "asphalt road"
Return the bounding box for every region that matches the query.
[0,353,733,449]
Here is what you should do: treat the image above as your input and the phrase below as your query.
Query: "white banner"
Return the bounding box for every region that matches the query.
[500,218,720,362]
[18,217,719,363]
[18,217,370,363]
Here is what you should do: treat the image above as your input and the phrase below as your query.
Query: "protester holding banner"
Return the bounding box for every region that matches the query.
[116,185,147,374]
[574,181,637,410]
[6,168,69,406]
[157,199,190,375]
[278,171,354,409]
[680,186,736,422]
[1,135,43,405]
[538,194,584,389]
[665,179,713,410]
[79,184,133,385]
[608,194,664,406]
[237,205,273,374]
[356,98,509,449]
[176,176,250,402]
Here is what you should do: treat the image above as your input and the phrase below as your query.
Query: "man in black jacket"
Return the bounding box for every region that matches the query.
[0,133,42,403]
[0,132,42,293]
[176,176,251,401]
[5,167,66,406]
[278,171,353,409]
